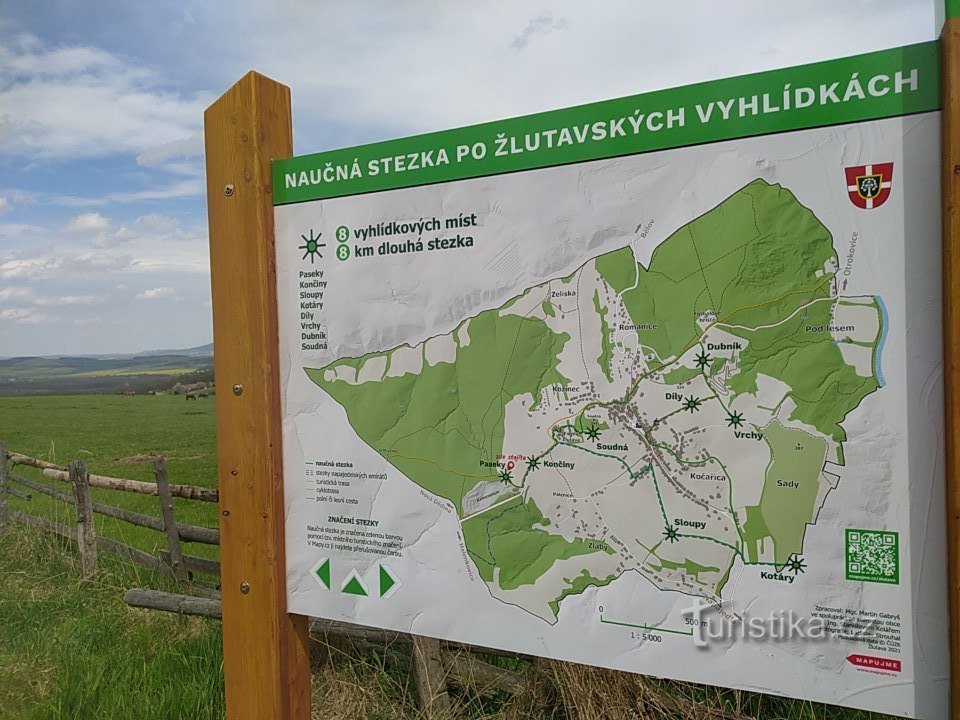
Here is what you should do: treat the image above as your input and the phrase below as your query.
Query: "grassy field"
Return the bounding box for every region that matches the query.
[1,394,220,559]
[0,395,900,720]
[0,527,223,720]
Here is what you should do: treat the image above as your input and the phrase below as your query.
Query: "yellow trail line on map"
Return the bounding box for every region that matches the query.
[546,275,835,438]
[383,452,500,480]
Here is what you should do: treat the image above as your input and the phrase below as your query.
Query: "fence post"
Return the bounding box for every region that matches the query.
[154,456,187,581]
[69,460,97,578]
[411,635,452,719]
[0,442,8,532]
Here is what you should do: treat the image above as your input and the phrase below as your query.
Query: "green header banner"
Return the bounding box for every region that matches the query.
[949,0,960,19]
[273,41,939,205]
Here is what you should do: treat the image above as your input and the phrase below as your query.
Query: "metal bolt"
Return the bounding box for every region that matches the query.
[224,184,235,196]
[232,384,243,396]
[240,582,250,594]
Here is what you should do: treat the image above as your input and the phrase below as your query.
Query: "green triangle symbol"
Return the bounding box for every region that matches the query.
[379,565,396,597]
[342,575,368,596]
[315,559,330,589]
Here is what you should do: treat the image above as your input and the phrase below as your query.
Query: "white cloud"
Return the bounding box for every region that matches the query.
[136,286,176,300]
[0,197,8,216]
[62,212,111,235]
[0,35,211,160]
[225,1,935,144]
[0,308,50,325]
[52,178,205,207]
[136,134,204,167]
[0,285,106,307]
[134,212,181,233]
[0,222,46,239]
[0,286,32,303]
[0,256,62,280]
[34,294,107,307]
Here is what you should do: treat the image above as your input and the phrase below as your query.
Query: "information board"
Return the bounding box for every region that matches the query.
[273,42,947,716]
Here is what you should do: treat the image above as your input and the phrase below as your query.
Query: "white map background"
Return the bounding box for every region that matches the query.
[276,114,946,718]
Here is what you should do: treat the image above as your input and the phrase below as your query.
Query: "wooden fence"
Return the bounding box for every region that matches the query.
[0,442,221,587]
[0,443,524,715]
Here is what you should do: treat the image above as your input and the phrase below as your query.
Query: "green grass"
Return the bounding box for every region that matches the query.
[0,526,223,720]
[0,394,220,561]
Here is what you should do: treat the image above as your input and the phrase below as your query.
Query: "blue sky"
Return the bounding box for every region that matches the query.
[0,1,940,356]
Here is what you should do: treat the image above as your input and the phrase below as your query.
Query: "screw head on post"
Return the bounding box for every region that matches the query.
[232,384,243,396]
[240,582,250,594]
[224,184,235,196]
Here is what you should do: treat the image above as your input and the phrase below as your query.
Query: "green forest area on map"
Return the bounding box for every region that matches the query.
[305,179,883,621]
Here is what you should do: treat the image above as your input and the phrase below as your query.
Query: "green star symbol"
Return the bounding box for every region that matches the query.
[726,411,744,428]
[785,554,806,575]
[299,229,326,263]
[527,457,540,471]
[663,525,680,543]
[500,471,512,483]
[683,396,702,413]
[695,351,711,368]
[585,424,601,441]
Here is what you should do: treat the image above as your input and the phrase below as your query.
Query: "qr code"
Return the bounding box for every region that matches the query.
[846,529,899,584]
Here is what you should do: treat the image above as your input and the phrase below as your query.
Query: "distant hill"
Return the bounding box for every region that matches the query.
[0,349,215,397]
[135,342,214,358]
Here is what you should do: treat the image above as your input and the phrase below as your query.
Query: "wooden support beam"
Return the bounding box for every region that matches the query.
[155,457,187,581]
[159,549,221,578]
[124,588,223,619]
[8,472,219,544]
[0,442,8,531]
[944,13,960,720]
[42,467,218,503]
[69,461,97,579]
[442,651,527,696]
[205,71,310,720]
[5,485,31,501]
[9,509,76,540]
[411,635,452,719]
[97,536,175,578]
[7,452,66,472]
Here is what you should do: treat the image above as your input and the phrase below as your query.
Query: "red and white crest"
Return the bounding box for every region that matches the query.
[845,163,894,209]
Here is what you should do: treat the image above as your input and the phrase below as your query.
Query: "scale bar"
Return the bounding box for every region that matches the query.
[599,615,694,636]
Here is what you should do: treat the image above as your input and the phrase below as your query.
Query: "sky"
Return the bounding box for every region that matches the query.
[0,0,943,357]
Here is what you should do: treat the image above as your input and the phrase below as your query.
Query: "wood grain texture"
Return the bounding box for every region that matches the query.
[7,471,218,543]
[69,460,97,579]
[0,442,7,531]
[944,18,960,720]
[154,457,186,581]
[204,71,310,720]
[411,635,452,718]
[124,588,223,619]
[159,549,221,578]
[41,467,218,502]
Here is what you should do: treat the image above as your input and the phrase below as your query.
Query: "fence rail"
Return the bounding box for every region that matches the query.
[1,443,221,583]
[0,442,526,717]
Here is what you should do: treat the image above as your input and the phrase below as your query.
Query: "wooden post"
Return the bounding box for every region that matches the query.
[411,635,452,718]
[0,442,8,531]
[944,10,960,720]
[154,457,186,581]
[204,71,310,720]
[69,460,97,578]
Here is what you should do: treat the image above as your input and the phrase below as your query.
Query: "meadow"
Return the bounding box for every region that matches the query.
[0,395,900,720]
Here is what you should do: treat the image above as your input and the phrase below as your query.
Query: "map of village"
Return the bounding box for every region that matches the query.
[306,179,883,622]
